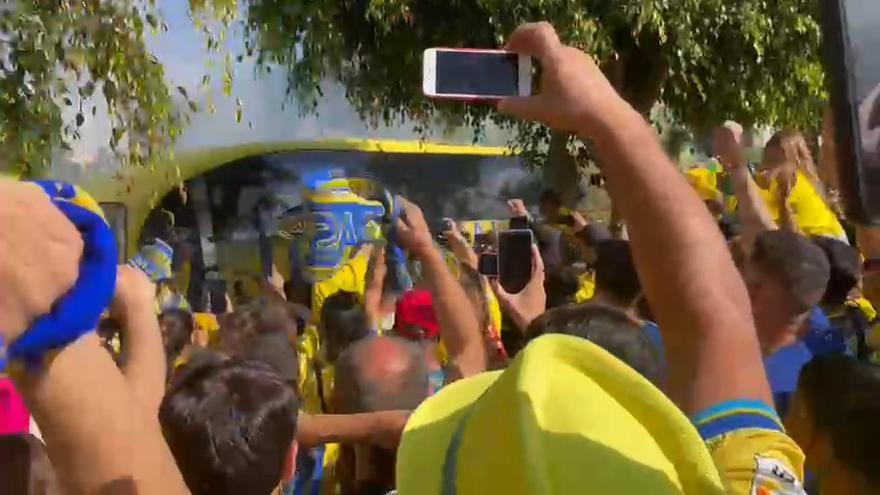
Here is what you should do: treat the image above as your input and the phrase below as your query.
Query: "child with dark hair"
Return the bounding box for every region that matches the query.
[159,358,300,495]
[786,356,880,494]
[319,291,371,363]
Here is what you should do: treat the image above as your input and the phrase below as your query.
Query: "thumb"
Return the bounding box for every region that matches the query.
[489,277,514,306]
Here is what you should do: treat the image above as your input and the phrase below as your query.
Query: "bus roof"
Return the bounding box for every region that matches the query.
[81,138,516,204]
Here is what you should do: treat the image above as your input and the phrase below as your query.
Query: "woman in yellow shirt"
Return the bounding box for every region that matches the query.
[758,129,847,242]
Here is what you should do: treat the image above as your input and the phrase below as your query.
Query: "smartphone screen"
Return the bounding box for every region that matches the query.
[498,229,534,294]
[436,51,519,97]
[821,0,880,223]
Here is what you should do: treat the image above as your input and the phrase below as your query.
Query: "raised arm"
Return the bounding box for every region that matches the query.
[115,265,168,413]
[395,198,487,380]
[296,410,410,451]
[499,23,771,414]
[12,334,189,494]
[716,128,779,251]
[0,181,188,494]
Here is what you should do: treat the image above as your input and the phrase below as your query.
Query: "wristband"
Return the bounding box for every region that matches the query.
[5,182,118,369]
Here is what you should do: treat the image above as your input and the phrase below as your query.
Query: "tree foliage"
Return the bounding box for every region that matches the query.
[0,0,188,177]
[242,0,826,166]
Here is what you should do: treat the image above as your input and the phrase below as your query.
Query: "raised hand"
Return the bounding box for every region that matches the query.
[0,181,83,343]
[497,22,629,136]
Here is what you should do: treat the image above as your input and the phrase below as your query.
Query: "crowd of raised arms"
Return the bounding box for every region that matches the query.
[4,22,880,495]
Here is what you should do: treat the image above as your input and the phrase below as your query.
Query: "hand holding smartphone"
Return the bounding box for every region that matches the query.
[423,48,532,100]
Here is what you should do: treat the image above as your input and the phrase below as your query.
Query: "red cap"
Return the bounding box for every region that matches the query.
[394,289,440,340]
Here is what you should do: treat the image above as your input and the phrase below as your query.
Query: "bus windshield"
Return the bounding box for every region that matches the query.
[200,149,541,241]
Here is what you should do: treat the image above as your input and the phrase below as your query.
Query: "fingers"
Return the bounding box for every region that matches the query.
[504,21,562,59]
[530,244,545,280]
[489,277,511,303]
[397,196,427,230]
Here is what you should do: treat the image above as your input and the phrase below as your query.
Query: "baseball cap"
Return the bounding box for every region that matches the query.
[396,334,725,494]
[394,289,440,340]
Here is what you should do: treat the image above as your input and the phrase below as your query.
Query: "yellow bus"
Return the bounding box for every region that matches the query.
[77,139,539,308]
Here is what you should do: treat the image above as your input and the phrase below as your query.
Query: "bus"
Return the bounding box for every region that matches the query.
[77,139,541,308]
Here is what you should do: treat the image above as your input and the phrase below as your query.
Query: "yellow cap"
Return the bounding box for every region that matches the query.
[397,334,724,494]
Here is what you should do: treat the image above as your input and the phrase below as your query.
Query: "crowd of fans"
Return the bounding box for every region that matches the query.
[3,22,880,495]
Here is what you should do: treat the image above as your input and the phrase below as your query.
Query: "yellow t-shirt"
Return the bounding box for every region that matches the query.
[693,400,806,494]
[760,171,846,240]
[310,246,372,325]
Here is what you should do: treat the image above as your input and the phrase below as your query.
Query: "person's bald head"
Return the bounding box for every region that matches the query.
[334,336,429,414]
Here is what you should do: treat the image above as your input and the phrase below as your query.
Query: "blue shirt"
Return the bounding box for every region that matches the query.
[764,307,847,417]
[642,321,667,383]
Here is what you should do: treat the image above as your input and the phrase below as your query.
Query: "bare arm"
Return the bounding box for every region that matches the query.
[12,334,189,495]
[396,199,487,380]
[0,182,188,494]
[296,411,409,450]
[116,266,168,414]
[716,127,777,252]
[444,220,479,270]
[499,23,771,414]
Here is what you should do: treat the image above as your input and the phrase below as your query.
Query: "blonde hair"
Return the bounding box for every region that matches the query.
[765,128,837,211]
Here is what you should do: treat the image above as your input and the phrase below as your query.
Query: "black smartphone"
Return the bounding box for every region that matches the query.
[498,229,534,294]
[477,252,498,277]
[509,215,530,230]
[821,0,880,224]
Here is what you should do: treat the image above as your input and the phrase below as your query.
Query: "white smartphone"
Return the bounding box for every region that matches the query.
[422,48,532,100]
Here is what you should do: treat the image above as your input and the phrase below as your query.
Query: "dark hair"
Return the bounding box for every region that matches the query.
[0,434,61,495]
[751,231,830,315]
[544,266,581,309]
[798,356,880,482]
[219,298,299,356]
[241,333,300,389]
[594,240,641,305]
[525,303,661,384]
[320,291,370,362]
[160,309,194,372]
[811,236,861,307]
[159,358,299,495]
[334,336,429,413]
[539,189,562,208]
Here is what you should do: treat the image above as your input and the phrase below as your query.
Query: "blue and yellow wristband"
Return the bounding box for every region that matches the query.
[692,399,785,440]
[3,182,117,370]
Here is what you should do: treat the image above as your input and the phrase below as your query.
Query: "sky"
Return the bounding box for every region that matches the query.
[59,2,511,173]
